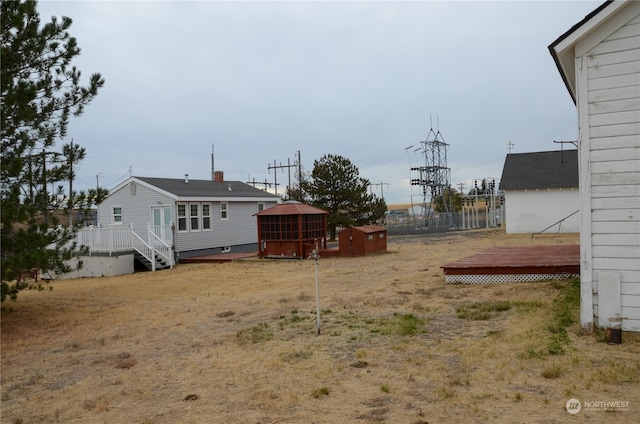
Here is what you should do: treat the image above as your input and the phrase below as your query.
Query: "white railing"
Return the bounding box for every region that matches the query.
[76,224,174,271]
[148,228,174,269]
[76,226,135,253]
[148,223,173,245]
[130,230,157,271]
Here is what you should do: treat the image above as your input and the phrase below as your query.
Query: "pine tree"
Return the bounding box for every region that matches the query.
[1,0,105,301]
[304,154,386,240]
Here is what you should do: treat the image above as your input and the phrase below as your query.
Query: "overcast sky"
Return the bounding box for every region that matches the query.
[37,0,600,205]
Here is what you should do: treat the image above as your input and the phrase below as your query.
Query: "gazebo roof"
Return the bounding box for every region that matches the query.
[255,201,328,216]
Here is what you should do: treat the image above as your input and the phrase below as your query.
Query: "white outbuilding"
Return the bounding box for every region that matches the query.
[550,0,640,333]
[500,150,579,235]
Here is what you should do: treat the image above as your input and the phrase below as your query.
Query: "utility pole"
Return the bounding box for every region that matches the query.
[246,177,272,192]
[458,182,466,195]
[268,158,297,196]
[296,150,303,200]
[507,141,514,153]
[68,139,74,227]
[369,182,389,199]
[38,151,62,227]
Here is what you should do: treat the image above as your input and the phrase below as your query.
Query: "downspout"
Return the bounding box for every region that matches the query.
[173,201,179,263]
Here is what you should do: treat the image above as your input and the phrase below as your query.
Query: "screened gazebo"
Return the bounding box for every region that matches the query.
[255,201,328,259]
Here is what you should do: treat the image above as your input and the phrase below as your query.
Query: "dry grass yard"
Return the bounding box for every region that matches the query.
[2,229,639,424]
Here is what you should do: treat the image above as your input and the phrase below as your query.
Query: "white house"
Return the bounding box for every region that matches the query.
[550,0,640,333]
[98,173,280,258]
[86,172,279,271]
[500,150,580,234]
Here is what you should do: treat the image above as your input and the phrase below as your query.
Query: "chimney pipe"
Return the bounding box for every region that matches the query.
[184,174,189,183]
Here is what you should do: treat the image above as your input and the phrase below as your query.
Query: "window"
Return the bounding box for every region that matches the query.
[190,204,199,231]
[112,206,123,224]
[257,202,265,212]
[177,204,187,232]
[220,202,229,220]
[202,204,211,230]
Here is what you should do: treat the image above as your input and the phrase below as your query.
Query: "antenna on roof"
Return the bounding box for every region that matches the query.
[553,140,577,165]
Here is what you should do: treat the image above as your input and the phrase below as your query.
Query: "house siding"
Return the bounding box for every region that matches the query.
[175,201,275,255]
[580,9,640,331]
[97,180,175,241]
[504,189,580,234]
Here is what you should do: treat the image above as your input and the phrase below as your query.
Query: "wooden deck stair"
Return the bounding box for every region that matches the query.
[135,252,172,271]
[441,245,580,284]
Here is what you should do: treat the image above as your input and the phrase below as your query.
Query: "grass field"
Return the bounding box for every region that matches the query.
[1,229,638,423]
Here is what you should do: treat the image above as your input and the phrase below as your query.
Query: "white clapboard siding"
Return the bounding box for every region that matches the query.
[622,281,640,296]
[591,185,640,199]
[592,209,640,222]
[590,146,640,162]
[591,158,640,173]
[589,122,640,138]
[593,245,640,259]
[588,72,639,91]
[589,97,640,115]
[591,221,640,234]
[578,3,640,332]
[590,110,640,127]
[592,257,640,272]
[592,233,640,246]
[591,171,640,186]
[592,197,640,210]
[588,34,640,57]
[588,60,640,81]
[589,85,640,103]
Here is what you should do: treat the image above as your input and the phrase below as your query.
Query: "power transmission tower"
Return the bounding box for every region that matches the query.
[410,123,456,229]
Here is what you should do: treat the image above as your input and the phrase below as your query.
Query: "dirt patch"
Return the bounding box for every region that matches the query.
[2,229,638,423]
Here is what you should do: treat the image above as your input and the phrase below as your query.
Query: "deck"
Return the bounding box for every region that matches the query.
[441,245,580,284]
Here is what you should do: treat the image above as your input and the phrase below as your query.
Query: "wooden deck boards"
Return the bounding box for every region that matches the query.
[441,245,580,283]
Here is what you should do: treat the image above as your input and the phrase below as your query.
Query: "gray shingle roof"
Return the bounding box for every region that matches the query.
[500,150,578,190]
[135,176,280,199]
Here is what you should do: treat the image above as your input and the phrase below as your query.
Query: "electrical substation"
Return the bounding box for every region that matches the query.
[410,126,457,229]
[460,178,503,230]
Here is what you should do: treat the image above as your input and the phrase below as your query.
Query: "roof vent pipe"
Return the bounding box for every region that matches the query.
[184,174,189,183]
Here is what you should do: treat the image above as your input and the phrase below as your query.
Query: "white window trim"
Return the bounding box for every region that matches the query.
[177,203,188,233]
[189,203,200,232]
[111,205,123,225]
[220,202,229,221]
[202,203,212,231]
[257,202,265,212]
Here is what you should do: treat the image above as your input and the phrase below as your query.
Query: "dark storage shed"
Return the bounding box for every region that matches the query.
[255,202,328,259]
[338,225,387,257]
